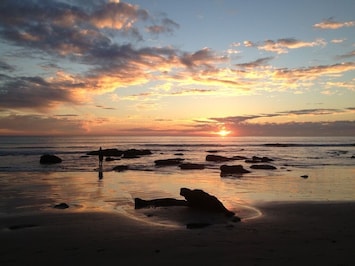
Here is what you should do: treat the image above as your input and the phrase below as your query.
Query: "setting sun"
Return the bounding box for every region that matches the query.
[217,129,232,137]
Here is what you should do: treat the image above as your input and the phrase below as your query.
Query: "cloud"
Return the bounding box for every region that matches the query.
[0,60,15,72]
[180,48,226,68]
[244,38,326,54]
[313,18,355,29]
[0,75,79,110]
[202,108,355,136]
[236,57,274,68]
[331,38,346,44]
[337,50,355,59]
[0,0,151,57]
[146,18,180,34]
[274,62,355,81]
[0,113,85,135]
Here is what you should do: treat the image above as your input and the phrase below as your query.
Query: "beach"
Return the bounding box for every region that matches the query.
[1,201,354,266]
[0,136,354,265]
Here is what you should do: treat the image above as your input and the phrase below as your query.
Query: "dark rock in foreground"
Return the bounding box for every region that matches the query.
[179,163,205,170]
[40,154,62,164]
[206,154,233,162]
[250,164,277,170]
[112,165,129,172]
[154,158,184,166]
[220,164,250,175]
[180,188,235,217]
[135,188,237,219]
[134,198,188,209]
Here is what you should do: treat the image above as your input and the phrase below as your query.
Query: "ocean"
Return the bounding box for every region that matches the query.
[0,136,354,220]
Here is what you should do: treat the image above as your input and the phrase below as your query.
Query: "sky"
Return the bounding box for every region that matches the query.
[0,0,354,136]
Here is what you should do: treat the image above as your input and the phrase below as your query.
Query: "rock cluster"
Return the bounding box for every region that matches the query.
[40,154,62,164]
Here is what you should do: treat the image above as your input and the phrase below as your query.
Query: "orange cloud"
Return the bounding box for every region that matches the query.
[314,19,355,29]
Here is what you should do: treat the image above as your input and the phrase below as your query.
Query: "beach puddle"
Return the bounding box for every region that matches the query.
[119,203,262,229]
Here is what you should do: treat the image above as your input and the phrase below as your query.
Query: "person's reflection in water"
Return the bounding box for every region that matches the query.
[98,167,103,180]
[98,147,104,180]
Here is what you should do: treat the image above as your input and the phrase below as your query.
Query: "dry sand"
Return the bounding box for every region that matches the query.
[1,202,354,266]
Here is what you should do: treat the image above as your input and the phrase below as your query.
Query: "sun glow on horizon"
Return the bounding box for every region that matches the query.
[216,129,232,137]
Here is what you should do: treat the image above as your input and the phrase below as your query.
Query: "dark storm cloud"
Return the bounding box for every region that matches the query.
[0,0,184,110]
[0,60,15,72]
[0,75,78,110]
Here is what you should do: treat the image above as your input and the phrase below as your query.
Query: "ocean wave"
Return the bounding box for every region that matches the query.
[263,143,355,147]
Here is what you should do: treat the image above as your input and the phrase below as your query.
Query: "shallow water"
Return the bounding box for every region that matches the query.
[0,167,353,223]
[0,136,354,226]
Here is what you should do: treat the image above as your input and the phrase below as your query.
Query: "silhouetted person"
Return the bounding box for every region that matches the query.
[99,147,104,167]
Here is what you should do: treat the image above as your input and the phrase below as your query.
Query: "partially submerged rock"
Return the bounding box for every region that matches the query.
[87,148,123,157]
[112,165,129,172]
[220,164,250,175]
[54,203,69,209]
[154,158,184,166]
[123,149,152,158]
[40,154,62,164]
[206,154,233,162]
[179,163,205,170]
[250,164,277,170]
[245,156,273,163]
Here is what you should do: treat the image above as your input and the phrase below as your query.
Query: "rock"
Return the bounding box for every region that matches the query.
[87,148,123,157]
[174,153,184,156]
[301,175,309,179]
[206,150,219,153]
[245,156,273,163]
[154,158,184,166]
[112,165,129,172]
[232,155,248,160]
[123,149,152,158]
[40,154,62,164]
[134,198,188,209]
[180,188,235,217]
[250,164,277,170]
[179,163,205,170]
[54,203,69,209]
[106,157,121,161]
[220,165,250,175]
[206,154,233,162]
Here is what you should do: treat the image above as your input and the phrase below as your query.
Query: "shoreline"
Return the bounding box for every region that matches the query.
[1,201,354,265]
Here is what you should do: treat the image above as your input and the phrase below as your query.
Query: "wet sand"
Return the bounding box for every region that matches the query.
[1,201,354,266]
